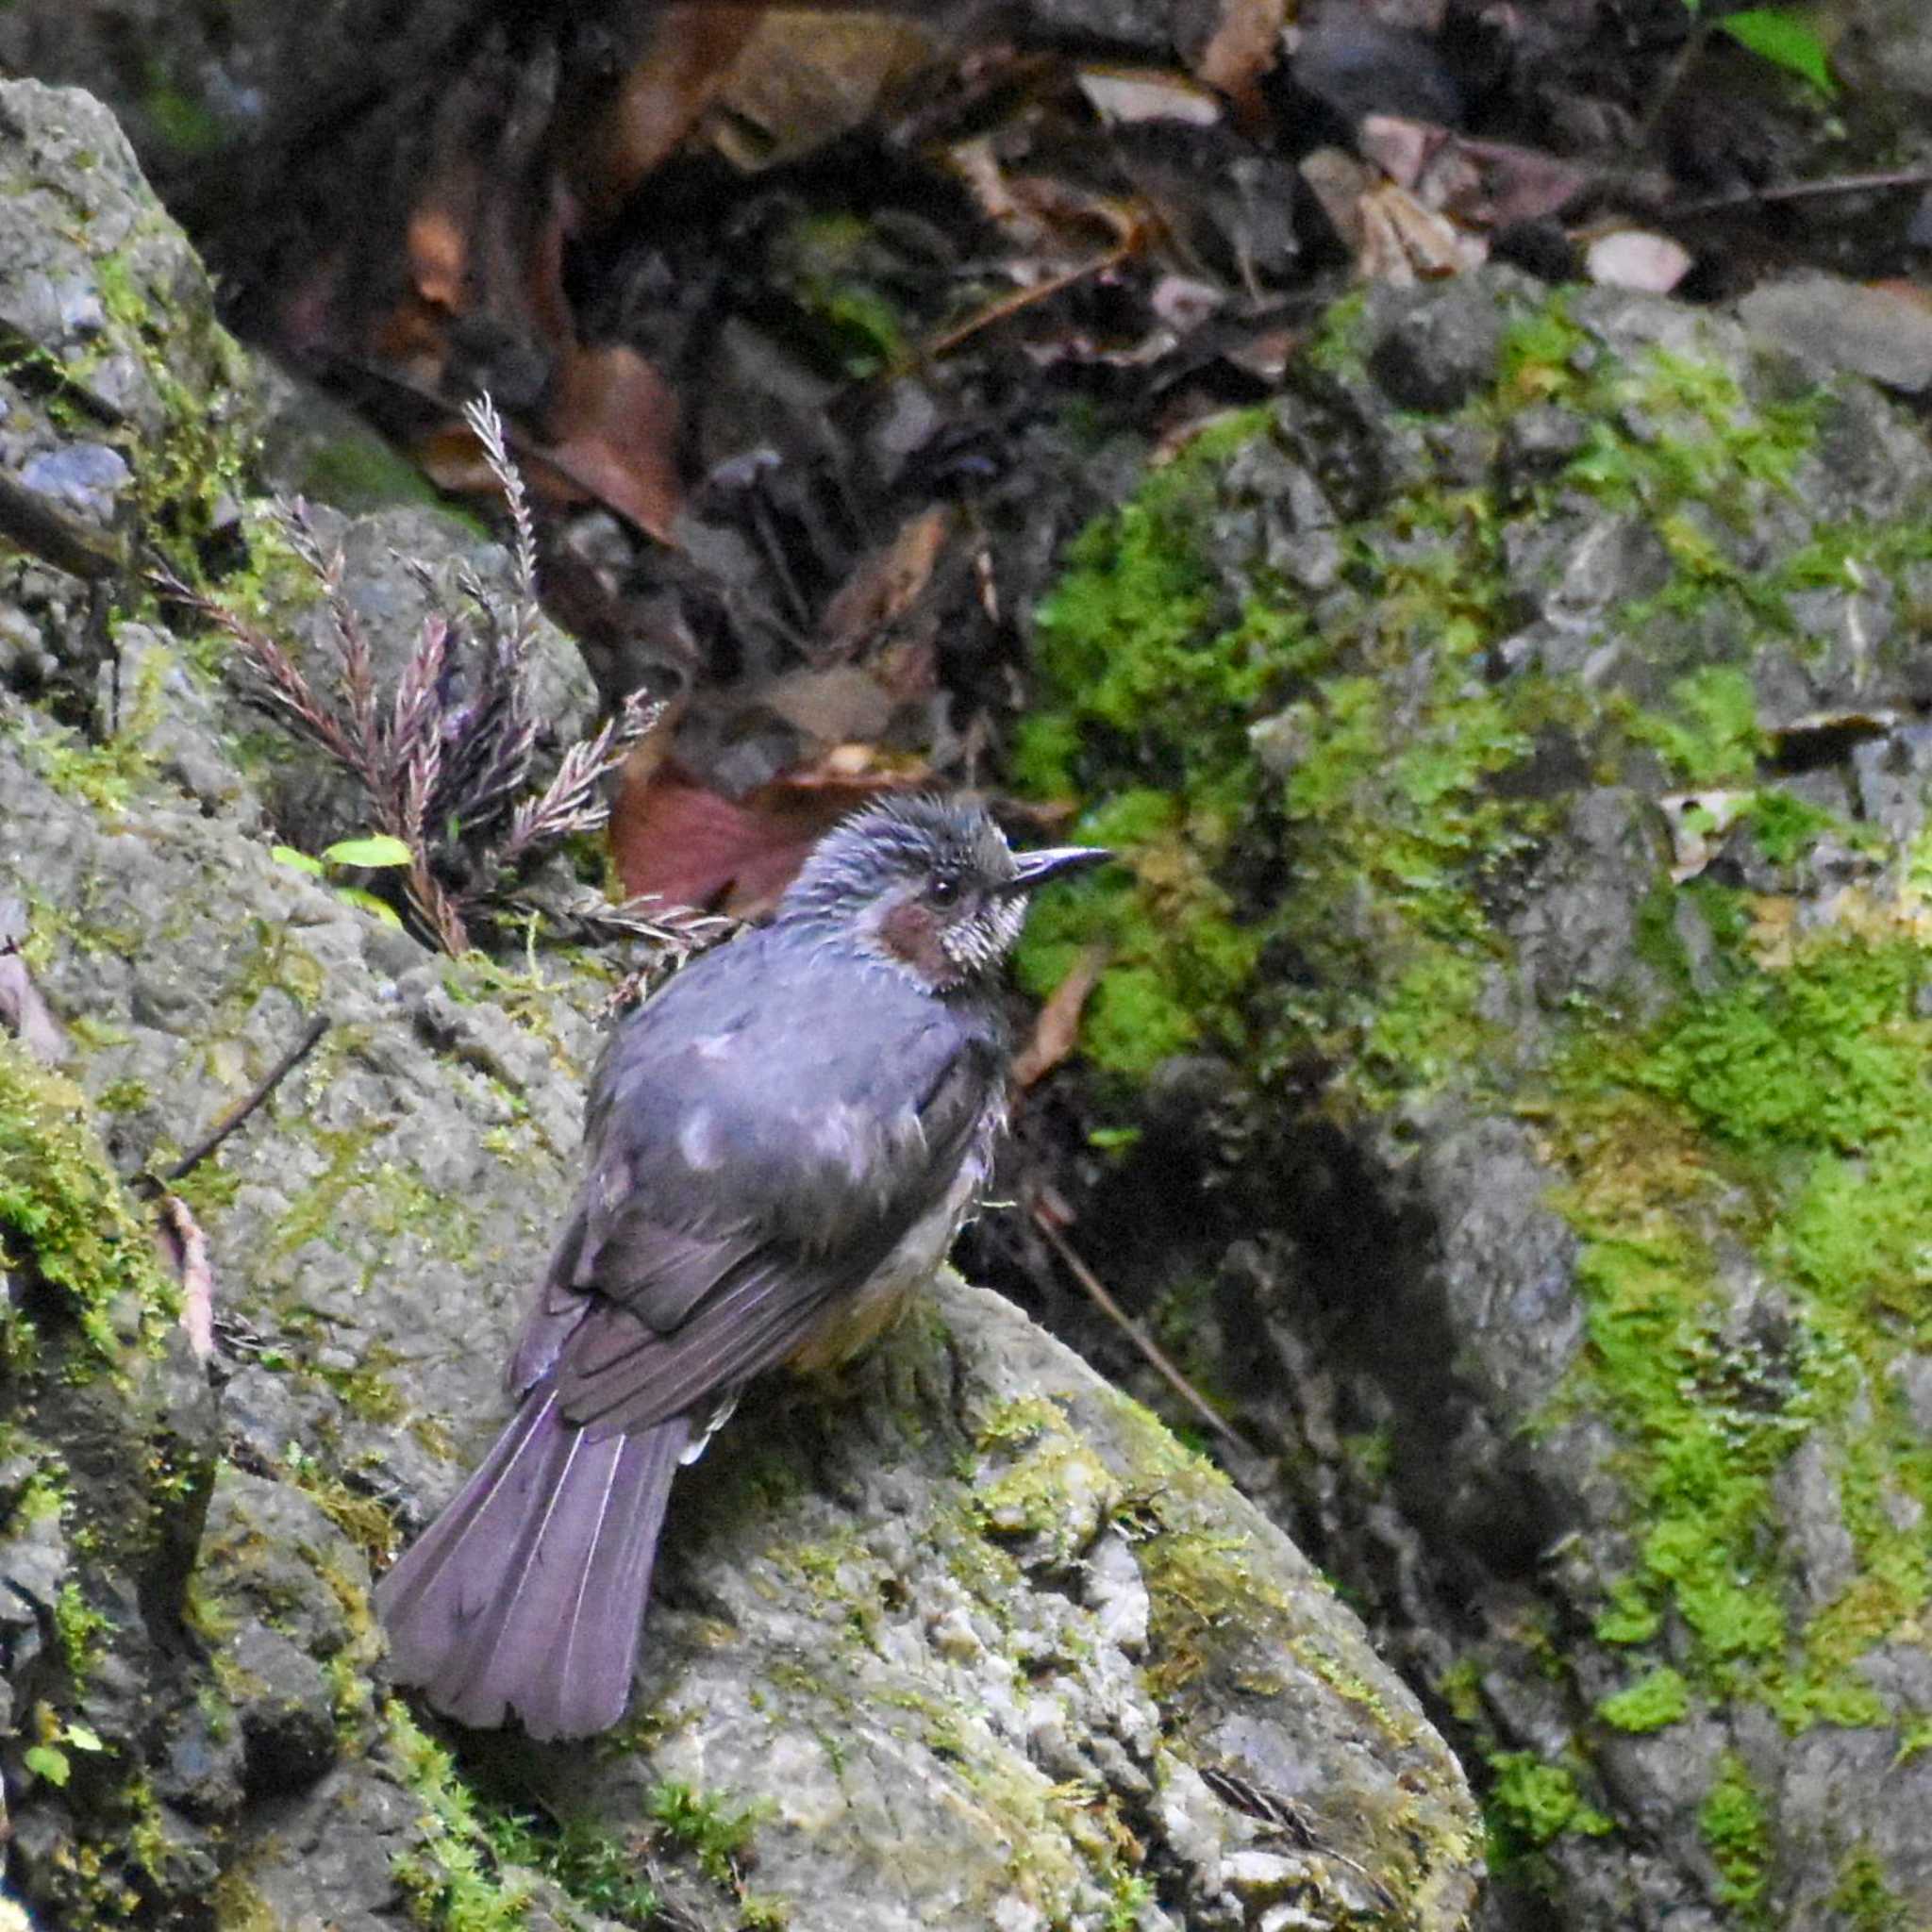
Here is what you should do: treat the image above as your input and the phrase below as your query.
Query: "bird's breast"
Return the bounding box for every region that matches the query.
[785,1148,988,1374]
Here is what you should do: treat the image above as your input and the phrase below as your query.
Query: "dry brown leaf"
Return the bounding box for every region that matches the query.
[1357,116,1596,230]
[1191,0,1288,120]
[565,4,769,227]
[1355,179,1487,282]
[1013,942,1111,1089]
[610,755,925,918]
[819,506,950,654]
[701,10,941,171]
[541,341,685,540]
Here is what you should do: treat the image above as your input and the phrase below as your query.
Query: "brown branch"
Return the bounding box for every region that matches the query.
[142,1015,331,1191]
[1030,1204,1247,1455]
[1663,166,1932,221]
[924,246,1131,362]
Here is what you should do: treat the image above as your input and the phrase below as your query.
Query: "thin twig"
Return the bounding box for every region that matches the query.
[1631,14,1711,153]
[1030,1204,1247,1454]
[924,246,1132,361]
[142,1016,331,1190]
[1664,166,1932,221]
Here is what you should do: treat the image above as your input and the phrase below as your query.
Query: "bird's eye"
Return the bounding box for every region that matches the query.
[928,874,961,908]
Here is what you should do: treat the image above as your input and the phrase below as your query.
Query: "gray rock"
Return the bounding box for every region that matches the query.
[1026,265,1932,1932]
[0,82,1480,1931]
[1366,275,1519,413]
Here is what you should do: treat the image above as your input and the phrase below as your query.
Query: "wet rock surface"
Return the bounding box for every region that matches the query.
[0,81,1478,1932]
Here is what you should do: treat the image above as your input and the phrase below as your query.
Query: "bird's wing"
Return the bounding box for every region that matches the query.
[519,939,999,1435]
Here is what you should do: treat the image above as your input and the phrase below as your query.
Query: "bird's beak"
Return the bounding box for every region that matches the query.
[1004,845,1113,894]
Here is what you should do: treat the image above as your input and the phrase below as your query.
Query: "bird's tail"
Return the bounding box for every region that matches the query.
[375,1385,688,1740]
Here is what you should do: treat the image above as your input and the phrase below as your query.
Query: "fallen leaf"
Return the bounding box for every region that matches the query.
[539,341,685,539]
[1586,227,1693,293]
[700,10,941,171]
[565,3,769,226]
[1013,942,1111,1088]
[1191,0,1288,119]
[1355,179,1488,282]
[610,755,925,917]
[818,506,951,656]
[1358,116,1596,231]
[1075,67,1224,127]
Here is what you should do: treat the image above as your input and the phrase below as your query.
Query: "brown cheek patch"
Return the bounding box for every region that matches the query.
[877,900,951,983]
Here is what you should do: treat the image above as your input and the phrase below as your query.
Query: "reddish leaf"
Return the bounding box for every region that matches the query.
[538,341,686,540]
[566,4,769,226]
[610,757,924,918]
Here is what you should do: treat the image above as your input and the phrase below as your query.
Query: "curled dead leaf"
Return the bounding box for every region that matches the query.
[1013,942,1111,1089]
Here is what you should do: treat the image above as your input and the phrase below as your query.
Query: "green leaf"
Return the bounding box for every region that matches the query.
[334,887,405,930]
[24,1744,70,1787]
[1716,8,1835,93]
[64,1723,106,1752]
[323,833,414,869]
[271,845,325,876]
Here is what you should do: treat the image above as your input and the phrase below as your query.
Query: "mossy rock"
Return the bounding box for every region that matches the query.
[1018,268,1932,1929]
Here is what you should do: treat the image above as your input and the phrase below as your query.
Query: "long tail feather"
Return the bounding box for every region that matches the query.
[375,1386,689,1740]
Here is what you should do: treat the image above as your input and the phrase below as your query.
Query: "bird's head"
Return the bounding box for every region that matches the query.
[778,795,1110,992]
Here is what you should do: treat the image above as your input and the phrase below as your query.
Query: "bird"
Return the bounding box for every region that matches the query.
[375,794,1108,1740]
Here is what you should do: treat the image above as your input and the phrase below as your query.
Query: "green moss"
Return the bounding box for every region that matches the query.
[8,712,157,815]
[385,1702,538,1932]
[90,246,255,565]
[0,1038,180,1372]
[1830,1845,1913,1932]
[1527,917,1932,1724]
[1497,295,1590,404]
[293,431,445,513]
[644,1778,767,1888]
[1699,1751,1773,1918]
[1627,666,1763,786]
[1485,1753,1613,1862]
[1595,1665,1690,1733]
[53,1579,112,1680]
[484,1810,659,1927]
[276,1443,398,1569]
[1743,788,1838,866]
[970,1394,1121,1564]
[1017,286,1929,1867]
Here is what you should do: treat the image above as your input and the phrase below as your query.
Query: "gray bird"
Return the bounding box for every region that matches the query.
[375,794,1108,1739]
